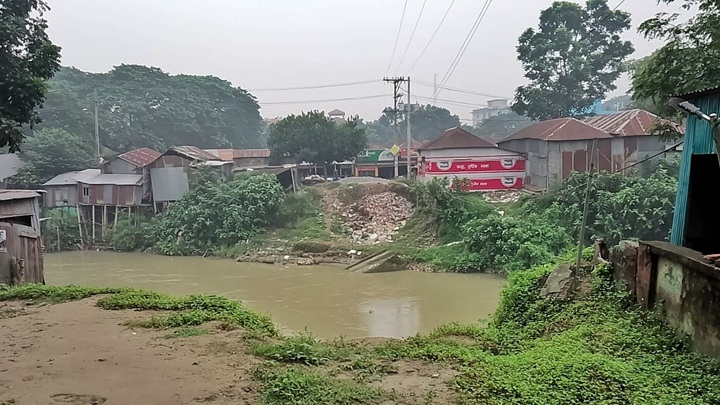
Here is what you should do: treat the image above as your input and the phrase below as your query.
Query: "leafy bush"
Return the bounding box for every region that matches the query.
[42,207,82,252]
[462,212,571,273]
[150,173,285,255]
[525,164,677,246]
[109,217,149,251]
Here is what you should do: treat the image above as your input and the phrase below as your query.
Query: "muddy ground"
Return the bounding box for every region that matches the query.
[0,299,457,405]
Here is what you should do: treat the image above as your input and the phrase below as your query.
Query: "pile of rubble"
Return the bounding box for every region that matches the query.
[335,191,413,243]
[482,190,524,204]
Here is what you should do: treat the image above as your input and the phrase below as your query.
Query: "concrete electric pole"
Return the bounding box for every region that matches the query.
[383,76,412,177]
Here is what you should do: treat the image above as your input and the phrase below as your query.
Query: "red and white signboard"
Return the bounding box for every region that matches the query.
[459,177,524,191]
[425,158,524,173]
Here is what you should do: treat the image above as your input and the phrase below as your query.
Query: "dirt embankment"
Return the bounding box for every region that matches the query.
[0,298,458,405]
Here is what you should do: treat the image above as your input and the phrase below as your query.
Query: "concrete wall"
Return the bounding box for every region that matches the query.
[615,240,720,360]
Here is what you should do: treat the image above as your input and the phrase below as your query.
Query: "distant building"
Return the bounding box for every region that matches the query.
[498,109,682,190]
[100,147,161,205]
[472,99,508,125]
[205,148,271,169]
[148,146,231,210]
[43,169,101,208]
[328,109,346,123]
[418,127,525,191]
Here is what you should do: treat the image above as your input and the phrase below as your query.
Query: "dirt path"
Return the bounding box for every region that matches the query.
[0,299,260,405]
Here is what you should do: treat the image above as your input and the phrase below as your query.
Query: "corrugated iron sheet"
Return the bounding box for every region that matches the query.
[43,169,101,186]
[671,95,720,245]
[79,174,143,186]
[204,149,235,161]
[501,118,612,142]
[0,190,42,201]
[118,147,161,167]
[584,109,683,136]
[420,127,496,150]
[233,149,271,159]
[167,146,220,162]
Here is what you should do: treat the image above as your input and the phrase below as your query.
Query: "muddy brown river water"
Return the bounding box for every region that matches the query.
[44,251,505,339]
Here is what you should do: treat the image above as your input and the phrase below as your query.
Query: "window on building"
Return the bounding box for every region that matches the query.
[359,170,375,177]
[82,186,90,197]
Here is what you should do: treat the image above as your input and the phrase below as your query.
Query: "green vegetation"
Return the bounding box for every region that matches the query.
[269,189,331,241]
[255,367,384,405]
[109,217,150,252]
[163,327,209,339]
[525,161,678,246]
[0,0,61,152]
[0,284,277,336]
[150,172,285,256]
[42,207,83,252]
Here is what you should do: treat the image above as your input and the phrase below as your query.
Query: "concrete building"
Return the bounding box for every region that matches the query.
[0,190,44,284]
[498,109,681,190]
[418,127,525,191]
[472,99,508,125]
[328,109,346,123]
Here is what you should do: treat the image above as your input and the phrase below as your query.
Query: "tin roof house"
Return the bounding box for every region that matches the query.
[0,190,44,285]
[498,110,681,190]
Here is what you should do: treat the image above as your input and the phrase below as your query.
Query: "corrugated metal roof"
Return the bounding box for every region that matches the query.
[204,149,235,161]
[674,85,720,100]
[79,173,142,186]
[420,127,496,150]
[584,109,682,136]
[166,146,220,161]
[0,154,21,181]
[0,190,43,201]
[233,149,271,158]
[501,118,612,142]
[43,169,101,186]
[117,147,161,167]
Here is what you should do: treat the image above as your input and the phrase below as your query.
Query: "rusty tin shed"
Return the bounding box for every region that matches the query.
[0,190,44,285]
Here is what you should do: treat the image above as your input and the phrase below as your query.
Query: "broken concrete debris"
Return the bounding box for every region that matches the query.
[331,191,413,244]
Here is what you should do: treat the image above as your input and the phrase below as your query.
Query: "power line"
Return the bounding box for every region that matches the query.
[248,80,378,92]
[387,0,409,74]
[435,0,494,101]
[260,94,391,105]
[415,79,508,99]
[408,0,457,72]
[395,0,428,72]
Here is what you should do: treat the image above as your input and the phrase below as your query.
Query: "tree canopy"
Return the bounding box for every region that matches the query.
[632,0,720,116]
[473,112,536,141]
[13,128,97,187]
[512,0,634,120]
[0,0,61,152]
[267,111,367,165]
[36,65,264,153]
[365,104,461,144]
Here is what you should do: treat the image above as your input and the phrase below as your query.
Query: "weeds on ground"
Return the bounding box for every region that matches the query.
[163,327,209,339]
[250,333,360,366]
[255,366,385,405]
[0,284,278,336]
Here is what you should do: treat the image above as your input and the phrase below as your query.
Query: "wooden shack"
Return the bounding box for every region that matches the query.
[0,190,44,285]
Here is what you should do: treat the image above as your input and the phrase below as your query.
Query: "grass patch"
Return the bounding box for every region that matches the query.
[0,284,122,303]
[255,366,385,405]
[0,284,278,337]
[251,333,360,366]
[163,326,208,339]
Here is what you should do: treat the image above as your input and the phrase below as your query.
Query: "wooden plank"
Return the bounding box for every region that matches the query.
[636,243,656,308]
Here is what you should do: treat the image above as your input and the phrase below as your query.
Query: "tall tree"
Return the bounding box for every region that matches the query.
[473,112,536,140]
[0,0,61,152]
[368,104,461,144]
[632,0,720,116]
[36,65,264,152]
[267,111,367,167]
[512,0,634,120]
[13,128,97,187]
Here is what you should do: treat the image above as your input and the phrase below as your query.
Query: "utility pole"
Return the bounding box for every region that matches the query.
[93,86,101,163]
[383,76,411,177]
[406,76,412,177]
[433,73,437,100]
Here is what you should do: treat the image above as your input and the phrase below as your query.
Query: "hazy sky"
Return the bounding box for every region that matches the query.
[45,0,684,122]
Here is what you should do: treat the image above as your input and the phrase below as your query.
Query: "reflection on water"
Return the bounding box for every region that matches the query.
[44,251,506,339]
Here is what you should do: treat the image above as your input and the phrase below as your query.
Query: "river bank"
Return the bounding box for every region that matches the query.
[3,257,720,404]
